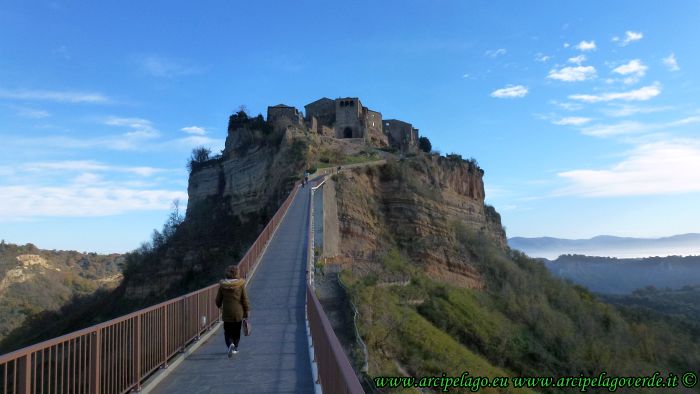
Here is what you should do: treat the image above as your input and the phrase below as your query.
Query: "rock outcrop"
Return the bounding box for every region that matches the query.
[331,154,506,289]
[186,120,310,220]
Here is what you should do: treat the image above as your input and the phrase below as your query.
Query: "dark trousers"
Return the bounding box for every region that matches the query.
[224,321,242,348]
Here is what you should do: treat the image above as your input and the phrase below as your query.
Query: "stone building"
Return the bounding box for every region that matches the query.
[383,119,419,153]
[267,104,303,130]
[304,97,388,146]
[304,98,336,128]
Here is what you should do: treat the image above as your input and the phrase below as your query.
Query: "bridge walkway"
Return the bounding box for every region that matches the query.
[150,184,314,394]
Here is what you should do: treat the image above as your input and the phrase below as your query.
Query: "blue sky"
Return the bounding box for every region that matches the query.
[1,1,699,252]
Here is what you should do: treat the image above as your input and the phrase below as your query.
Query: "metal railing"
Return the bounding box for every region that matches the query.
[306,287,364,394]
[306,177,365,394]
[0,181,301,394]
[0,285,220,394]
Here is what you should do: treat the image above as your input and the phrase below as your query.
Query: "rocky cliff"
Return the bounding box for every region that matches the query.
[187,114,310,220]
[330,154,506,289]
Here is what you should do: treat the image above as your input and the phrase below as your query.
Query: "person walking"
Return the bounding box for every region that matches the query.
[215,265,250,358]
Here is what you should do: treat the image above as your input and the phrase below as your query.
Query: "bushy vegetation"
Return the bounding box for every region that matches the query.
[343,233,700,392]
[418,136,432,153]
[187,146,223,173]
[315,147,380,169]
[602,286,700,331]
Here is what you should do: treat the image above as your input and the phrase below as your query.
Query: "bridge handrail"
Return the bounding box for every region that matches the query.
[306,176,365,394]
[0,179,302,394]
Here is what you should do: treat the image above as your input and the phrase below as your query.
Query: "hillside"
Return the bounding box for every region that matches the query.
[4,101,699,393]
[0,242,123,348]
[544,254,700,294]
[509,234,700,259]
[328,158,700,393]
[602,285,700,325]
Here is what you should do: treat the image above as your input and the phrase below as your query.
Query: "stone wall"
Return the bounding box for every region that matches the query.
[334,98,364,139]
[384,119,418,152]
[268,105,303,131]
[304,98,335,127]
[362,108,387,147]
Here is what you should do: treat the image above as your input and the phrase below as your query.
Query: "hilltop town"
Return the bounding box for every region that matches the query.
[263,97,420,152]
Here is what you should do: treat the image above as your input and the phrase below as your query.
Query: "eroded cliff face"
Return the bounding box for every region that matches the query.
[187,126,308,220]
[332,155,506,289]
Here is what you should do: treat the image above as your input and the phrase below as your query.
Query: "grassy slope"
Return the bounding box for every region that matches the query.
[336,159,700,393]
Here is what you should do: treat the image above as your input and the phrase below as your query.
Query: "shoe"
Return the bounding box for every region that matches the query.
[233,346,239,354]
[227,344,235,358]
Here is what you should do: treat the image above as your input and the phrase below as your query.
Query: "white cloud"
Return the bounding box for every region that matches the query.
[105,117,160,139]
[568,55,587,65]
[580,116,700,137]
[490,85,528,99]
[569,83,661,103]
[612,59,648,84]
[580,121,647,137]
[563,42,571,48]
[553,117,592,126]
[576,40,596,51]
[181,126,206,135]
[621,31,643,46]
[535,53,551,62]
[7,105,51,118]
[485,48,507,58]
[20,160,167,177]
[663,53,680,71]
[551,100,584,111]
[557,139,700,197]
[173,135,223,148]
[0,185,187,220]
[135,55,202,78]
[0,88,110,104]
[613,59,647,76]
[548,65,597,82]
[602,104,672,117]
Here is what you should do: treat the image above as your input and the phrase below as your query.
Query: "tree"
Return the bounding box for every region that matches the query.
[418,136,432,153]
[162,199,184,240]
[187,146,212,172]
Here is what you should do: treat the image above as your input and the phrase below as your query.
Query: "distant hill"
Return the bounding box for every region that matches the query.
[543,254,700,294]
[509,233,700,259]
[602,285,700,324]
[0,241,123,347]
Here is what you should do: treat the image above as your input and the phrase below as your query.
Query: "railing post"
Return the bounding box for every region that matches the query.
[162,308,168,368]
[89,330,101,394]
[181,298,186,352]
[196,293,201,338]
[16,354,31,394]
[135,315,142,391]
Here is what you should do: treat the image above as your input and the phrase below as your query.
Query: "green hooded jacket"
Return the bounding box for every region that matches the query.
[215,278,250,322]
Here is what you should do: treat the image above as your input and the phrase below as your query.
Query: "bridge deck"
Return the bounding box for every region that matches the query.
[151,185,314,394]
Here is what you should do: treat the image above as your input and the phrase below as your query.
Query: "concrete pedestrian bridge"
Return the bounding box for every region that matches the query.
[0,166,378,394]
